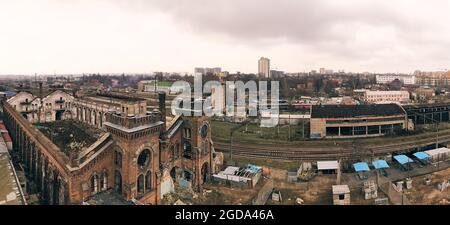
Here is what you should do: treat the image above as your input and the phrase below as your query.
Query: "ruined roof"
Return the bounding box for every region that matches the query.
[311,104,405,118]
[35,121,104,156]
[95,93,145,102]
[86,192,133,205]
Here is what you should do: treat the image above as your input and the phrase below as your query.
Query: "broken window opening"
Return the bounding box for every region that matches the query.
[183,141,192,159]
[137,149,151,168]
[137,174,144,194]
[145,171,152,192]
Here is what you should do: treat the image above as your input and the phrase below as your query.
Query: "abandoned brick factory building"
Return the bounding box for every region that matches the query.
[1,90,216,205]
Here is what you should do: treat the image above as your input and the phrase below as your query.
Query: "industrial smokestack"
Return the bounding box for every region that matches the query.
[158,91,166,126]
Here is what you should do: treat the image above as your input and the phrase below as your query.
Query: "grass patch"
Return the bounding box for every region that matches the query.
[211,120,307,144]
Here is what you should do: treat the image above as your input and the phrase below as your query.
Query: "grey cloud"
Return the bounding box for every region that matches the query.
[112,0,450,72]
[115,0,433,45]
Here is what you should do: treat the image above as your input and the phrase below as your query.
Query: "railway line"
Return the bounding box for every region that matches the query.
[213,130,450,161]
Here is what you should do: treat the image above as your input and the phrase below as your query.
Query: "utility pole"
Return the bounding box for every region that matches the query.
[229,132,233,164]
[288,113,291,141]
[302,119,305,139]
[229,120,250,166]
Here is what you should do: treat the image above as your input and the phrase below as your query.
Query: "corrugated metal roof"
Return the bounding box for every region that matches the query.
[317,161,339,170]
[332,185,350,194]
[353,162,370,172]
[413,152,430,160]
[394,155,414,165]
[372,160,389,169]
[424,147,450,156]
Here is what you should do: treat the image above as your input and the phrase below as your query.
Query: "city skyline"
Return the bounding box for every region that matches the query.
[1,0,450,75]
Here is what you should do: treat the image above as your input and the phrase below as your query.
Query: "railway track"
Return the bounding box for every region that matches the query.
[213,131,450,161]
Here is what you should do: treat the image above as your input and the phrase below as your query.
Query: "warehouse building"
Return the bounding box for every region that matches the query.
[310,104,408,139]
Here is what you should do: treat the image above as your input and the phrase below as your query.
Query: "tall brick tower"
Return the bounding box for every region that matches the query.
[180,114,213,191]
[104,110,165,204]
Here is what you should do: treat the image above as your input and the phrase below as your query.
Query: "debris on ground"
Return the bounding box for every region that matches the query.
[296,198,304,205]
[174,199,186,205]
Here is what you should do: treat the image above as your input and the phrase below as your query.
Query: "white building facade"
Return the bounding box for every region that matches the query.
[363,90,410,104]
[7,90,75,123]
[376,74,416,85]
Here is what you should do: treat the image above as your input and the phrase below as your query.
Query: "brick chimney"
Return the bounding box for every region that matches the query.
[158,92,166,125]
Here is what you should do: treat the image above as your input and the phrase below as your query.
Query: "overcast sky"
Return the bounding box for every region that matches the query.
[1,0,450,75]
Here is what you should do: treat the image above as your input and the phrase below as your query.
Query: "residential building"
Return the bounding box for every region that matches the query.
[258,57,270,78]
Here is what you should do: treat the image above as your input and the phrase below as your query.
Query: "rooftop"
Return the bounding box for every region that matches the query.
[311,104,405,118]
[35,121,104,156]
[332,185,350,194]
[0,143,23,205]
[86,191,133,205]
[94,93,146,103]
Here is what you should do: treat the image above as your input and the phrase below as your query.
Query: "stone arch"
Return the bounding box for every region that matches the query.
[93,110,97,125]
[52,170,60,205]
[79,107,83,121]
[83,107,87,121]
[47,168,55,204]
[99,112,103,128]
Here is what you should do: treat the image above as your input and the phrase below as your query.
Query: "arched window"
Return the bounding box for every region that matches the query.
[145,171,152,192]
[203,141,209,154]
[170,145,175,161]
[99,112,103,127]
[184,128,191,139]
[137,175,144,194]
[114,150,122,167]
[91,174,98,193]
[200,125,208,138]
[137,149,151,168]
[100,171,108,191]
[183,141,192,159]
[176,143,180,158]
[114,170,122,194]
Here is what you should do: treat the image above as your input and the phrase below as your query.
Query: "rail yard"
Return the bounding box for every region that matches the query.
[213,126,450,161]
